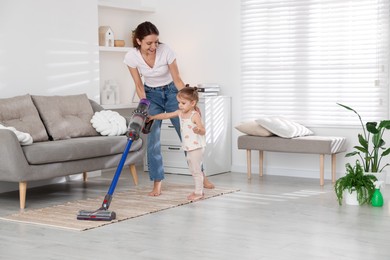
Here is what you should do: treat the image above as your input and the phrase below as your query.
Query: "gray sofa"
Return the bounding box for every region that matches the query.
[0,94,145,209]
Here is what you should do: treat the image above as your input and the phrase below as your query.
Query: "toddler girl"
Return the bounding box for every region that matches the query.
[148,87,206,200]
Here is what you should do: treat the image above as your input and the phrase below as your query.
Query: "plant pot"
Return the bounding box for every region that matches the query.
[345,190,359,206]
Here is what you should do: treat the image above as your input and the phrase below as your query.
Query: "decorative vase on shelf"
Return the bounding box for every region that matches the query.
[108,80,120,104]
[101,81,115,105]
[101,80,120,105]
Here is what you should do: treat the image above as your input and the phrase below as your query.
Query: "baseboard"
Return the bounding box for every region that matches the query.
[231,164,333,181]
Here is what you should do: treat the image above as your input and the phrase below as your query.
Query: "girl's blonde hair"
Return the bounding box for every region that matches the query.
[177,86,199,103]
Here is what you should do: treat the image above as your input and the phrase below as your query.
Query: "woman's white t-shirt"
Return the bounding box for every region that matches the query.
[123,43,176,87]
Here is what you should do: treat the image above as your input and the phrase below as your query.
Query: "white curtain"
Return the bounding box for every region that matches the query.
[240,0,390,126]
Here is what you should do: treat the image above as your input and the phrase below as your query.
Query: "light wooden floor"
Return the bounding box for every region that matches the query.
[0,167,389,260]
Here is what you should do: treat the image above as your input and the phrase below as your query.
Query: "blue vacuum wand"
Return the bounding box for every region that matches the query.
[77,98,152,221]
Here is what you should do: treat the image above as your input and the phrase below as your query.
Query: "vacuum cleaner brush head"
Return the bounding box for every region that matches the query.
[77,209,116,221]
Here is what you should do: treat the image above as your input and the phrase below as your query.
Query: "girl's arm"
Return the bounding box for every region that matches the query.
[127,66,146,99]
[192,112,206,135]
[149,110,180,121]
[168,60,185,91]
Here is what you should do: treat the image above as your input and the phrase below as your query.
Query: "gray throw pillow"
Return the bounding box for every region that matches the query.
[0,94,49,142]
[32,94,99,140]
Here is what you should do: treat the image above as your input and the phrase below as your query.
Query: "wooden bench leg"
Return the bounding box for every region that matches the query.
[331,154,336,183]
[259,151,264,177]
[246,149,252,179]
[19,181,27,209]
[320,154,324,186]
[82,172,87,182]
[129,164,138,185]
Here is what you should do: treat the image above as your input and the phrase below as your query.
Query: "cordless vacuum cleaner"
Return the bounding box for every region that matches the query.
[77,98,153,221]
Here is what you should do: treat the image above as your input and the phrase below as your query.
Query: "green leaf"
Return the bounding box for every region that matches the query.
[366,122,379,134]
[381,148,390,156]
[357,134,368,149]
[379,120,390,129]
[345,151,359,157]
[353,146,368,154]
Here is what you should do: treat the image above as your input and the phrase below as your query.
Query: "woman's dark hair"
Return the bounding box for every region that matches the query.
[132,21,159,49]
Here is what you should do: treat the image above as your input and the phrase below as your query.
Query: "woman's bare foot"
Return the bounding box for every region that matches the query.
[203,174,215,189]
[148,180,162,196]
[187,192,204,201]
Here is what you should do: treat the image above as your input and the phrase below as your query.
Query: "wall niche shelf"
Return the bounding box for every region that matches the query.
[97,0,155,108]
[99,46,132,52]
[98,0,155,13]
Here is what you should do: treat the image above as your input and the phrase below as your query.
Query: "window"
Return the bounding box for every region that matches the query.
[241,0,390,126]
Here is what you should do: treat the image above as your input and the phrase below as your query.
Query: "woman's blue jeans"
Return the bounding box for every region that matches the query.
[145,82,181,181]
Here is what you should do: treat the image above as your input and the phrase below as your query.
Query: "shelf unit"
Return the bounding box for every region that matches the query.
[99,46,132,52]
[98,0,155,12]
[144,96,232,176]
[97,0,154,108]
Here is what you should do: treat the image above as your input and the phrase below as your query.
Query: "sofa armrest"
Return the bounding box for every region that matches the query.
[0,129,31,182]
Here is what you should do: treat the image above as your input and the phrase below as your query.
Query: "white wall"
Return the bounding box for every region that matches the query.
[0,0,100,101]
[0,0,100,193]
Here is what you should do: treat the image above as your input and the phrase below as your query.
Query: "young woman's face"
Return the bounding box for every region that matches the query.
[137,34,159,54]
[177,96,195,113]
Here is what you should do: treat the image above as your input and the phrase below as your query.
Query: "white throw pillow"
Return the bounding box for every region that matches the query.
[255,116,313,138]
[91,110,127,136]
[235,120,273,137]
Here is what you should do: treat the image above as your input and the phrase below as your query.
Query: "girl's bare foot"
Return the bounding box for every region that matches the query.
[203,174,215,189]
[148,180,162,196]
[187,192,204,201]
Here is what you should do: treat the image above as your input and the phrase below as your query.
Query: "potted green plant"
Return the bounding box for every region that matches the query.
[337,103,390,173]
[335,161,377,205]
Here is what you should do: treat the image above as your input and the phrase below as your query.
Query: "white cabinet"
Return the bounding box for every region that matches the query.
[97,0,154,109]
[144,96,232,176]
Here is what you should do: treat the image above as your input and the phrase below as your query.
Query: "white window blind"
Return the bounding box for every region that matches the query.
[241,0,390,126]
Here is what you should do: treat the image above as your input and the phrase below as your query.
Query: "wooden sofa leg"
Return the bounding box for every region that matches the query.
[19,181,27,209]
[259,151,264,177]
[83,172,87,182]
[320,154,325,186]
[129,164,138,185]
[246,149,252,179]
[331,154,336,183]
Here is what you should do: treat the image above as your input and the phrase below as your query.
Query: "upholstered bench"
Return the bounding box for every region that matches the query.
[237,135,347,186]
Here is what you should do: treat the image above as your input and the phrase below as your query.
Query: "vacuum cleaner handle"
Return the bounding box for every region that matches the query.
[126,98,151,140]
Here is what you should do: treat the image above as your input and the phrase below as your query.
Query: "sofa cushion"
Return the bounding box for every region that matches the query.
[22,135,143,164]
[32,94,99,140]
[235,120,273,137]
[0,94,49,142]
[255,116,313,138]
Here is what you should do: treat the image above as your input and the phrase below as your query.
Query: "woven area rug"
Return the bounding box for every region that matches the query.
[0,183,238,231]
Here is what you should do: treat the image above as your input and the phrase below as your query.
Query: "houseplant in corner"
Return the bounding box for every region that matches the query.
[335,161,377,205]
[337,103,390,181]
